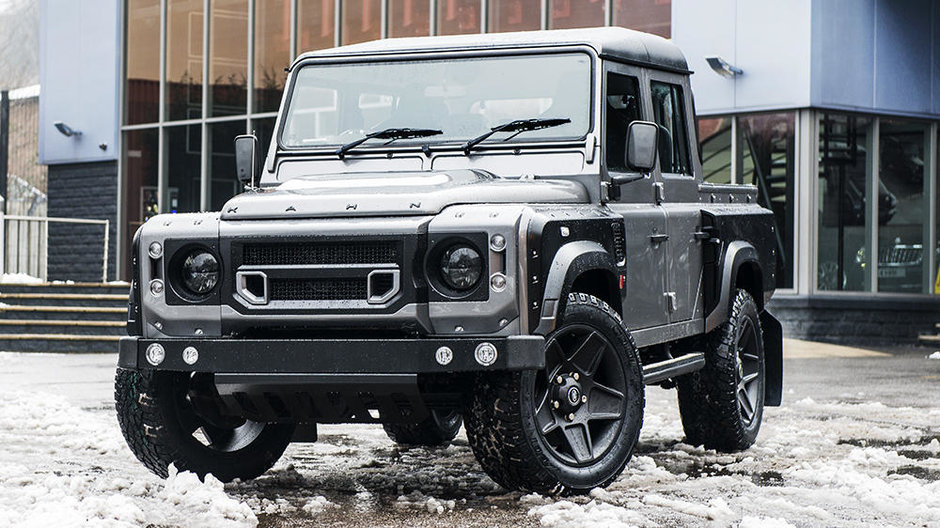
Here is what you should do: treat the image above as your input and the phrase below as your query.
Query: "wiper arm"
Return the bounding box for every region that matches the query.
[335,127,443,159]
[462,118,571,155]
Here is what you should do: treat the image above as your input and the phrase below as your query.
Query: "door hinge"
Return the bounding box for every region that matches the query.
[654,182,665,204]
[650,233,669,244]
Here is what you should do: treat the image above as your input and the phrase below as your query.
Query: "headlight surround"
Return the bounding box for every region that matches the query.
[439,244,483,291]
[179,249,220,296]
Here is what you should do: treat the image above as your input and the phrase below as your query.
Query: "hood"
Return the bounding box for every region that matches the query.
[220,170,589,220]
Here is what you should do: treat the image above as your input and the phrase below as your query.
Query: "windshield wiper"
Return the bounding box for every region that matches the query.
[335,127,443,159]
[462,118,571,155]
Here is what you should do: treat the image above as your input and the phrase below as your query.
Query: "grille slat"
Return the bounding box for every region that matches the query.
[270,278,368,301]
[243,241,400,266]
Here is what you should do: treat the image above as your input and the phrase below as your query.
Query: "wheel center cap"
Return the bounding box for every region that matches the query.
[567,386,581,405]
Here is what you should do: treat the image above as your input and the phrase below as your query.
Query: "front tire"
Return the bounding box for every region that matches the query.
[465,294,644,494]
[676,288,766,451]
[114,368,294,482]
[383,410,462,446]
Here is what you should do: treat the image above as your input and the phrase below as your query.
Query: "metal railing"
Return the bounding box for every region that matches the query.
[0,214,110,282]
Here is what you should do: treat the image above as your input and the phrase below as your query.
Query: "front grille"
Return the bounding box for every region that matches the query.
[270,278,368,301]
[879,245,922,266]
[243,241,400,266]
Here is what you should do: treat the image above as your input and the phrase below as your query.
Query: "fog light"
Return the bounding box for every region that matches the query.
[148,242,163,259]
[474,342,498,366]
[490,273,507,292]
[145,343,165,366]
[149,279,164,296]
[182,346,199,365]
[490,234,506,252]
[435,346,453,366]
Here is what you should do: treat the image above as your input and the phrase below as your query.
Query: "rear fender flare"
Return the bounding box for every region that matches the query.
[706,241,759,333]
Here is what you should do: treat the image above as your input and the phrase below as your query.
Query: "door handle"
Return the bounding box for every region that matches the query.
[693,231,711,240]
[650,233,669,243]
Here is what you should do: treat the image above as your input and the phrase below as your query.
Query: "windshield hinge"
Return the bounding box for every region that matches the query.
[585,133,597,164]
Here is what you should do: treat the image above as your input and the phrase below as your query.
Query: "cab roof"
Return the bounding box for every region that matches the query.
[293,27,689,74]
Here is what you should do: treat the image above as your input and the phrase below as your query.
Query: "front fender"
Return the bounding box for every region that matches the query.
[533,240,619,335]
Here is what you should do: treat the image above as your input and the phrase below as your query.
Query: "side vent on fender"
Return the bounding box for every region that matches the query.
[611,221,626,266]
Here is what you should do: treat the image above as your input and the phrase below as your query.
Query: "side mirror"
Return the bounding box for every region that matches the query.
[625,120,659,173]
[234,134,261,188]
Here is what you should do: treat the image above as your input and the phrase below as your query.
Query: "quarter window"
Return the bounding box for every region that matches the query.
[651,81,691,175]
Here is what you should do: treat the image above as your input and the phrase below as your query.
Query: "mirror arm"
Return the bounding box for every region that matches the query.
[610,173,647,186]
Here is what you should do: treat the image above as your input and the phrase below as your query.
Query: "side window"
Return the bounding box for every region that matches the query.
[651,81,691,175]
[605,72,641,172]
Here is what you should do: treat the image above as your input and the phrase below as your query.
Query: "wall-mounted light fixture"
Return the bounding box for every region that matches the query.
[705,56,743,78]
[53,121,82,137]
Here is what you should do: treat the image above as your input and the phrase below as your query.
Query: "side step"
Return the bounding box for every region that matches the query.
[643,353,705,385]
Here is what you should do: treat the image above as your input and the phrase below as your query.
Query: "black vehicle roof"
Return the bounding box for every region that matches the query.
[294,27,690,74]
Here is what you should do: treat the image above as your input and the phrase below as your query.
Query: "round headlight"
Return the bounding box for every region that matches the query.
[181,250,219,295]
[440,244,483,291]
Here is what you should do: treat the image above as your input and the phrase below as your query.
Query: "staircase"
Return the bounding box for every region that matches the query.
[0,282,129,353]
[918,323,940,346]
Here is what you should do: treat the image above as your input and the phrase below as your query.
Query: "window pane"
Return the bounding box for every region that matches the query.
[255,0,290,113]
[936,132,940,295]
[697,117,732,184]
[342,0,381,45]
[604,73,641,173]
[437,0,481,35]
[738,113,795,289]
[164,125,203,213]
[878,119,928,293]
[488,0,540,33]
[122,128,159,277]
[390,0,430,37]
[166,0,204,121]
[613,0,671,38]
[650,81,690,175]
[209,0,248,117]
[208,121,245,211]
[549,0,605,30]
[817,113,873,291]
[297,0,335,52]
[126,0,160,125]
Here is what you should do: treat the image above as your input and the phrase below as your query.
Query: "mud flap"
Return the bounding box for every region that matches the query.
[760,310,783,406]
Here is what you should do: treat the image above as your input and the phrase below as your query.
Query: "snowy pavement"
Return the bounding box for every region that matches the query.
[0,340,938,527]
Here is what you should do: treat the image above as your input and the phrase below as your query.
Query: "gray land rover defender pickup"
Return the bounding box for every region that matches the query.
[116,27,783,494]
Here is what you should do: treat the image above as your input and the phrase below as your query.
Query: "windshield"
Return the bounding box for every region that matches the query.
[280,52,592,150]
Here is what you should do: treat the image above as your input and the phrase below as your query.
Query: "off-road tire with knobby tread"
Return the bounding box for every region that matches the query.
[676,288,765,452]
[114,367,294,482]
[383,410,463,446]
[464,293,644,494]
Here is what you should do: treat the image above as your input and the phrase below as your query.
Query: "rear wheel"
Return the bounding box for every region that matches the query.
[676,288,766,451]
[465,294,644,494]
[383,410,462,446]
[114,368,294,482]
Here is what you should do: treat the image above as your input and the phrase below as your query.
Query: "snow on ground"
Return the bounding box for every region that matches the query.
[0,353,939,527]
[928,351,940,360]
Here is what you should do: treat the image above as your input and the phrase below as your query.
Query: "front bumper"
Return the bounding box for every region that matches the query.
[118,335,545,374]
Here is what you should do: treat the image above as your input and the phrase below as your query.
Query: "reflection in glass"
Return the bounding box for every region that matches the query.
[126,0,160,125]
[209,0,248,117]
[297,0,335,52]
[342,0,381,45]
[549,0,605,29]
[281,53,592,148]
[817,113,873,291]
[738,113,794,289]
[389,0,430,37]
[255,0,291,113]
[437,0,481,35]
[208,121,246,211]
[488,0,540,33]
[613,0,671,38]
[164,125,203,213]
[605,73,640,173]
[878,119,927,293]
[166,0,204,121]
[697,117,732,184]
[123,129,159,277]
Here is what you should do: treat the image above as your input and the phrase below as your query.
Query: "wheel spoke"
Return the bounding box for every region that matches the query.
[737,387,754,421]
[546,340,566,373]
[740,372,759,388]
[562,423,594,463]
[588,383,624,422]
[535,386,559,435]
[568,331,606,376]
